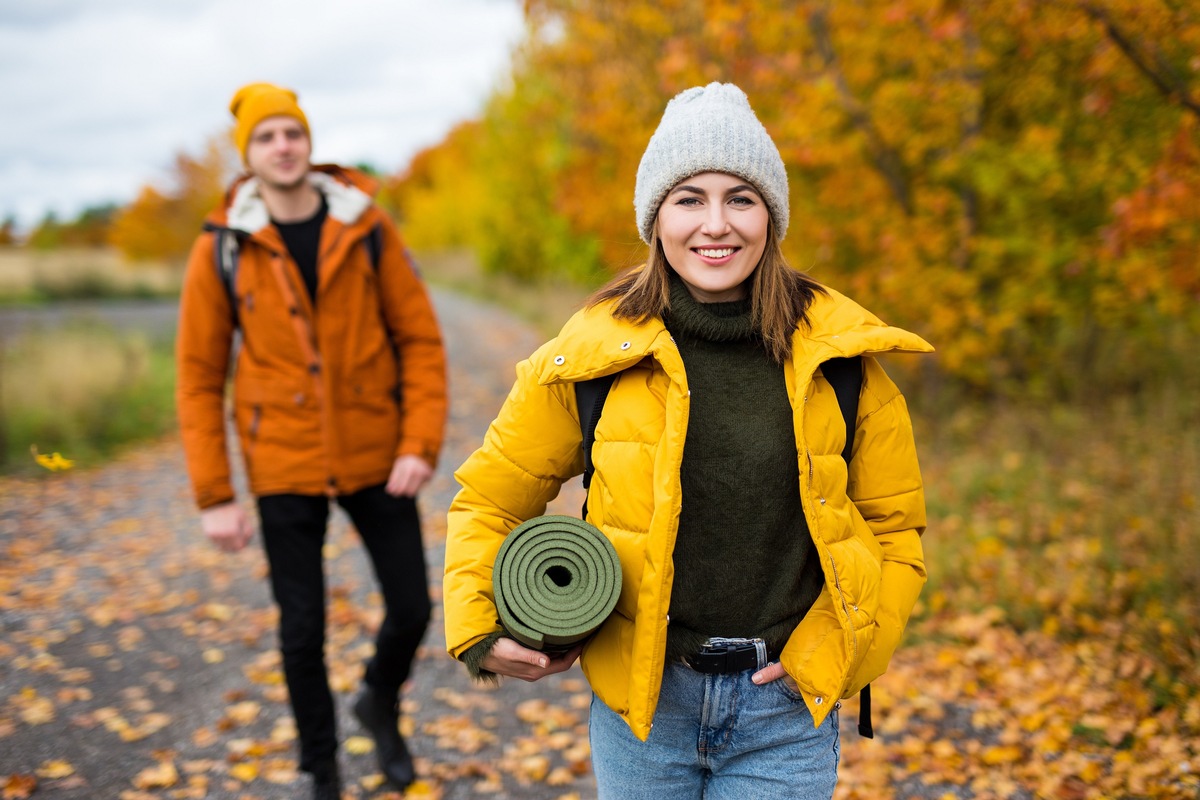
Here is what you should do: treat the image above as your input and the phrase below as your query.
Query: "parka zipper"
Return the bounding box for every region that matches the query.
[807,446,859,689]
[246,405,261,470]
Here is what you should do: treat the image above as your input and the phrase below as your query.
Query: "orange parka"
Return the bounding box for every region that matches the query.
[445,286,931,740]
[176,165,447,509]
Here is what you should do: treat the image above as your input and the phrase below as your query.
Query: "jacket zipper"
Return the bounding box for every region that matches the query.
[808,446,859,689]
[828,554,858,669]
[246,405,261,469]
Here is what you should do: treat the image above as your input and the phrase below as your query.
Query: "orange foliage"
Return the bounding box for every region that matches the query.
[109,135,235,262]
[395,0,1200,394]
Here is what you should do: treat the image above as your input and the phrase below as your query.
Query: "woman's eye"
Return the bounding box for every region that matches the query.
[729,196,755,206]
[676,197,701,206]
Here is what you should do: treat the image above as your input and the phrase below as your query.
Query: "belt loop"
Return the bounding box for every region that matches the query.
[753,638,769,670]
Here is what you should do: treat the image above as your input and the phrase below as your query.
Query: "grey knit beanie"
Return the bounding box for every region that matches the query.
[634,82,789,244]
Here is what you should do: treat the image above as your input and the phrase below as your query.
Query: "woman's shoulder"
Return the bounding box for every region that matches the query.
[802,283,934,355]
[524,301,669,382]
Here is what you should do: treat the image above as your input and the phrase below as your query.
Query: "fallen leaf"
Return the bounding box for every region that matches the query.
[36,760,74,779]
[345,735,376,755]
[133,760,179,790]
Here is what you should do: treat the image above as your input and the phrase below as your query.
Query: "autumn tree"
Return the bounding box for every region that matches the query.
[0,215,17,246]
[110,134,236,262]
[392,0,1200,395]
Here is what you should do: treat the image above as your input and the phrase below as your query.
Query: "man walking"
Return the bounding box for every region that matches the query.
[176,82,447,799]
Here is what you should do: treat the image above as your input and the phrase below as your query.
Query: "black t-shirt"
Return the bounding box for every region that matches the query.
[274,196,328,304]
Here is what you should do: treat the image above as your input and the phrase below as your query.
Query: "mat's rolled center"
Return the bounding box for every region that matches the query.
[492,515,622,652]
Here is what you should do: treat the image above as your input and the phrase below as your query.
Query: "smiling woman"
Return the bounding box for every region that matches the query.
[443,81,934,800]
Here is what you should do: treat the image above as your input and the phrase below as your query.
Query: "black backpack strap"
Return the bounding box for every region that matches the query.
[858,684,873,738]
[204,222,242,328]
[822,356,874,739]
[365,222,383,272]
[574,373,618,520]
[822,356,861,466]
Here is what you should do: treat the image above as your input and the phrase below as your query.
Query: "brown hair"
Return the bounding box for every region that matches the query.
[586,224,826,363]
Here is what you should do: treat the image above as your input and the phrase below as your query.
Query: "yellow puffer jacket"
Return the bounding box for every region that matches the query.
[444,285,932,740]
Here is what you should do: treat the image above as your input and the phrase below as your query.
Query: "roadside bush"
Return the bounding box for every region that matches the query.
[0,323,177,473]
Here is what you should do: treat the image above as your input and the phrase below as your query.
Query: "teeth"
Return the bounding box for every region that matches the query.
[697,248,734,258]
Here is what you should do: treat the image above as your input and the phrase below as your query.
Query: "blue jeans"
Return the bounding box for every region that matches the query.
[589,662,839,800]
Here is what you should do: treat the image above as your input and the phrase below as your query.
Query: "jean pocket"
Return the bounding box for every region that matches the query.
[772,674,806,703]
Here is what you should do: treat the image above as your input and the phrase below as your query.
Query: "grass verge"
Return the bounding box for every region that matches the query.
[0,322,177,474]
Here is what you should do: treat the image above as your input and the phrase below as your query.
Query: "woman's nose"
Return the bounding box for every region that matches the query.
[700,206,731,236]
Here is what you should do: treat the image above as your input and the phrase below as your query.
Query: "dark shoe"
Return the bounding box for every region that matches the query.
[311,763,341,800]
[353,685,415,790]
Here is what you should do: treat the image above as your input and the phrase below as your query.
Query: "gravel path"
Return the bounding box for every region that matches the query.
[1,288,596,800]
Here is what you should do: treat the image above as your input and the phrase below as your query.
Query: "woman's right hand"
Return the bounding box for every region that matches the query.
[480,637,583,682]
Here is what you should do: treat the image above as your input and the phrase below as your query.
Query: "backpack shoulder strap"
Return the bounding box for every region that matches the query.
[821,355,874,738]
[821,356,862,466]
[203,222,242,328]
[365,222,383,272]
[574,372,618,520]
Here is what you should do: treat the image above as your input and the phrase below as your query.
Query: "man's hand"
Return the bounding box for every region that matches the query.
[201,501,253,552]
[480,637,584,682]
[386,454,433,497]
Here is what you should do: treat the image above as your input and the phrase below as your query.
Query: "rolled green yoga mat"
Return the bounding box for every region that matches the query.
[492,514,622,652]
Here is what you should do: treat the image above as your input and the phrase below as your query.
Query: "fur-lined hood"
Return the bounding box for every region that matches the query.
[208,164,378,234]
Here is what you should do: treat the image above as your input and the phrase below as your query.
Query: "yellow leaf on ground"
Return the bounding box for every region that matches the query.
[344,735,375,755]
[981,745,1023,765]
[404,779,440,796]
[359,773,386,791]
[36,761,75,779]
[224,701,261,726]
[132,760,179,789]
[30,446,74,471]
[228,762,258,783]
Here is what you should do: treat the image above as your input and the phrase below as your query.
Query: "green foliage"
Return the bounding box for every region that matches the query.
[0,323,177,474]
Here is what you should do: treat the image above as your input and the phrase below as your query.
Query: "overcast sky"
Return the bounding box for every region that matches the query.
[0,0,525,231]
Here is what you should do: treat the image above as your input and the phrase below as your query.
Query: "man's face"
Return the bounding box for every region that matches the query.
[244,115,311,190]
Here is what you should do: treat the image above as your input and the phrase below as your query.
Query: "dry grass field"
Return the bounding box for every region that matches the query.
[0,247,181,302]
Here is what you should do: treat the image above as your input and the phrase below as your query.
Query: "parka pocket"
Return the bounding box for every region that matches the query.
[233,374,316,448]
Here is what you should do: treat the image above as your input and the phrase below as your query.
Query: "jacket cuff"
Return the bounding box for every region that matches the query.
[397,440,440,470]
[196,490,235,511]
[460,630,506,684]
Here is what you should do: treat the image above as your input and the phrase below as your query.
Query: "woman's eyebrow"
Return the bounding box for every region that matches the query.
[668,183,760,196]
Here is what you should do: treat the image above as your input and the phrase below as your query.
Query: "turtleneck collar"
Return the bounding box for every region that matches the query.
[665,271,755,343]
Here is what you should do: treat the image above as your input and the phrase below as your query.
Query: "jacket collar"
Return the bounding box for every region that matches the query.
[537,284,933,386]
[535,301,677,386]
[223,165,375,235]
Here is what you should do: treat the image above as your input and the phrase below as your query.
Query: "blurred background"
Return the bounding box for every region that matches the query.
[1,1,1197,797]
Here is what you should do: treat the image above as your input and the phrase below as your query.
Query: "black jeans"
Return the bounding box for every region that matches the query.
[257,485,431,774]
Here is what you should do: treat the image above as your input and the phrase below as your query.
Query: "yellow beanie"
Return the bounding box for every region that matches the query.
[229,82,310,159]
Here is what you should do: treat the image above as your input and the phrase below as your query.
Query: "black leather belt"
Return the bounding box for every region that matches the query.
[682,638,778,674]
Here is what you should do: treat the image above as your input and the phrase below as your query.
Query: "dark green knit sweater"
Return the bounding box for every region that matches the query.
[663,274,825,662]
